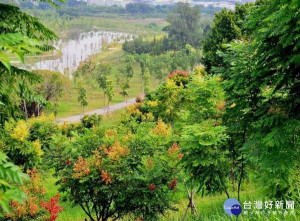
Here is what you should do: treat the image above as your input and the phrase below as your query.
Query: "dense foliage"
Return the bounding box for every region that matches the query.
[123,3,204,53]
[165,3,202,49]
[0,2,59,124]
[202,2,253,71]
[214,0,300,199]
[49,122,180,220]
[0,0,299,220]
[0,152,29,215]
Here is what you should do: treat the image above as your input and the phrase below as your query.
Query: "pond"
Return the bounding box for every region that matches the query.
[26,30,132,75]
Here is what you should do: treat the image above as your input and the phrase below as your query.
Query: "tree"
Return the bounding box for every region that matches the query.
[136,54,150,93]
[105,77,114,113]
[165,3,202,49]
[122,37,152,54]
[143,67,151,94]
[77,87,88,114]
[124,55,134,79]
[54,125,180,221]
[80,114,102,129]
[149,58,166,83]
[0,2,60,124]
[215,0,300,199]
[202,3,252,71]
[178,72,230,198]
[24,70,66,118]
[96,63,112,106]
[121,68,231,217]
[120,80,130,106]
[0,114,59,170]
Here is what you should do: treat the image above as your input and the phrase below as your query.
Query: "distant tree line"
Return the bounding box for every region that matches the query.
[18,0,221,18]
[123,3,207,53]
[125,3,173,15]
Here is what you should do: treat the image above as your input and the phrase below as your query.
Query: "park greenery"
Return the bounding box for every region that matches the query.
[0,0,299,220]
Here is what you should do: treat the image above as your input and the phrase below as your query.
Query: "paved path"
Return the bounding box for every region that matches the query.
[57,98,137,123]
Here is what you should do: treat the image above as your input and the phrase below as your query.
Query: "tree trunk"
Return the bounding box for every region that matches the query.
[107,101,110,115]
[103,92,106,106]
[238,156,244,202]
[54,96,57,119]
[23,100,28,120]
[182,180,199,221]
[37,103,40,117]
[141,76,143,94]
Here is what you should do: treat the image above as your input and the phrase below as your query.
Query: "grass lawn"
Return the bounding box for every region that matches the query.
[42,169,299,221]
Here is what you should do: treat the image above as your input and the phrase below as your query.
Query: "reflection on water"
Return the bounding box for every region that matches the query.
[27,31,132,75]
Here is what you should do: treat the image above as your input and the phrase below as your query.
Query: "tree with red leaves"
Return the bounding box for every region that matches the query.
[41,193,63,221]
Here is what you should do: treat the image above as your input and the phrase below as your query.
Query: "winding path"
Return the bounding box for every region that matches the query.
[57,98,137,123]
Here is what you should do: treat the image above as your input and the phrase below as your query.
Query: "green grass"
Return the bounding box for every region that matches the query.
[42,170,299,221]
[161,181,299,221]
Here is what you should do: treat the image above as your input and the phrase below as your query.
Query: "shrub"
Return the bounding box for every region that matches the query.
[41,193,63,221]
[167,70,189,86]
[0,115,60,170]
[80,114,102,128]
[6,168,63,221]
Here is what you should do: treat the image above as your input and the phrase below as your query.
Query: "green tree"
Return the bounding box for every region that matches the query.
[96,63,111,105]
[120,79,130,106]
[105,77,114,113]
[30,70,66,118]
[124,54,134,78]
[179,73,230,198]
[165,2,202,49]
[77,87,88,114]
[215,0,300,199]
[80,114,102,129]
[0,2,60,124]
[202,3,252,71]
[150,59,165,83]
[136,54,150,93]
[143,67,151,94]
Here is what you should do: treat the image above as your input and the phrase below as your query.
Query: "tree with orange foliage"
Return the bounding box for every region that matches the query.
[55,125,180,221]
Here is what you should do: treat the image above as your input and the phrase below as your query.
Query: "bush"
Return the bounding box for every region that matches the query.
[80,114,102,129]
[0,114,60,170]
[6,168,63,221]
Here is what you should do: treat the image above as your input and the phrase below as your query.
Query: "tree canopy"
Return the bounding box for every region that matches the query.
[165,2,202,49]
[0,2,61,123]
[202,3,253,71]
[215,0,300,198]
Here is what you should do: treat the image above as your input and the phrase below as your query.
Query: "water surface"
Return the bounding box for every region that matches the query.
[28,31,131,75]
